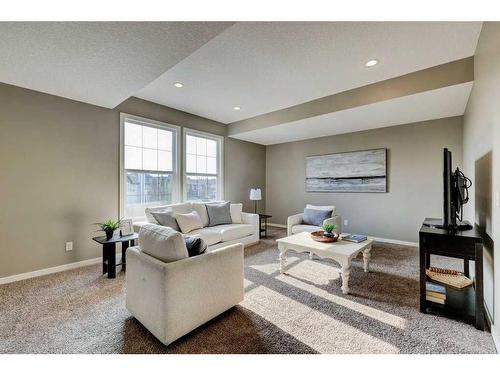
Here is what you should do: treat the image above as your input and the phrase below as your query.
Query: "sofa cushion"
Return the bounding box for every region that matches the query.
[291,224,321,234]
[139,224,188,263]
[150,209,180,231]
[145,202,192,224]
[303,208,332,226]
[175,211,204,234]
[188,228,222,246]
[207,224,254,242]
[206,202,232,226]
[192,202,209,227]
[306,204,336,216]
[230,203,243,224]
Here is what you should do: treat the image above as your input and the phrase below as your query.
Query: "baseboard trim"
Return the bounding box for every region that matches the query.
[268,223,418,247]
[370,236,418,247]
[0,257,101,285]
[268,222,287,228]
[491,324,500,354]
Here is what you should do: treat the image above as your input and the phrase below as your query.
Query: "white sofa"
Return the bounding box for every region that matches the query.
[133,201,259,250]
[126,225,244,345]
[287,204,342,236]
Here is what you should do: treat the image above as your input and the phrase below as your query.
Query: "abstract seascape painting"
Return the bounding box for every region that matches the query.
[305,148,387,193]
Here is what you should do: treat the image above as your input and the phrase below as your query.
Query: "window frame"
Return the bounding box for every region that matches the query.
[182,127,224,202]
[119,113,181,219]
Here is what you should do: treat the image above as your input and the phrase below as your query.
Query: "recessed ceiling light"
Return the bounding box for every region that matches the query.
[174,82,183,88]
[233,106,241,111]
[365,59,379,67]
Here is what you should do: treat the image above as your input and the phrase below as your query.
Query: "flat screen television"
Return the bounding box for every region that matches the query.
[435,148,472,230]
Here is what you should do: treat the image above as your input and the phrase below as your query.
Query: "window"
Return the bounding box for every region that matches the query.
[183,129,223,202]
[120,114,180,219]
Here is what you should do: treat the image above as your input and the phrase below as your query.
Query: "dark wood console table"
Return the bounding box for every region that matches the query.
[419,219,484,330]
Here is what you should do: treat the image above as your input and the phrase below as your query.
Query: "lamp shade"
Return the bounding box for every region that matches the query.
[249,188,262,201]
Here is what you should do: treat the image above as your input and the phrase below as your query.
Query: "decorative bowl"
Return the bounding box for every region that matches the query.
[310,231,339,243]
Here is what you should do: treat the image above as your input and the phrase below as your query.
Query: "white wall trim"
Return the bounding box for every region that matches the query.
[268,223,418,247]
[268,222,286,228]
[491,324,500,354]
[0,257,101,285]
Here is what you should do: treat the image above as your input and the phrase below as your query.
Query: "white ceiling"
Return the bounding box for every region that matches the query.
[229,82,473,145]
[0,22,231,108]
[136,22,482,123]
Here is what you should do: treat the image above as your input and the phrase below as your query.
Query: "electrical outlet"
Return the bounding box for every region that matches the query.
[343,219,349,226]
[65,242,73,252]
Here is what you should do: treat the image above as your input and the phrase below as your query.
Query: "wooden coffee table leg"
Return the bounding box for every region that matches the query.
[363,246,372,273]
[340,259,351,295]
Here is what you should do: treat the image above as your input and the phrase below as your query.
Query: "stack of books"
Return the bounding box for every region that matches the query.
[426,282,446,305]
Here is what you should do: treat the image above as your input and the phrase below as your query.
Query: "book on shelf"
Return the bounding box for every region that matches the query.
[341,234,367,243]
[426,291,446,300]
[426,295,445,304]
[426,281,446,294]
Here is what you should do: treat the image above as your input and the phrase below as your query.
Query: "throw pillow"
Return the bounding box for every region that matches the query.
[138,224,188,263]
[184,236,207,257]
[230,203,243,223]
[306,204,336,216]
[175,211,204,234]
[150,209,180,231]
[302,208,333,227]
[206,201,232,226]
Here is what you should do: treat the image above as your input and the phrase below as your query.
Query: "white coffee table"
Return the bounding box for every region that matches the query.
[276,232,373,294]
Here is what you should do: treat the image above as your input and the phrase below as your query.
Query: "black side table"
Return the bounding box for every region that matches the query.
[92,233,138,279]
[258,214,272,239]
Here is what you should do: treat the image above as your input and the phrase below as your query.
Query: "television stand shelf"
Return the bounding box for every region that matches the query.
[419,218,485,330]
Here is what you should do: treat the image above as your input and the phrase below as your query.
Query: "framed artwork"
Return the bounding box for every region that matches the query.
[305,148,387,193]
[120,219,134,236]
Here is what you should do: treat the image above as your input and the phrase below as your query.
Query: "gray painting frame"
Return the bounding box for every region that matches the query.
[305,148,387,193]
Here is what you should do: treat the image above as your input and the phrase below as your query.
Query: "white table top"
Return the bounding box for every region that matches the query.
[276,231,373,256]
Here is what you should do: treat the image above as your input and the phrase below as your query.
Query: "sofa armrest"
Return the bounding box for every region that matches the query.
[241,212,259,236]
[323,215,342,233]
[287,213,303,236]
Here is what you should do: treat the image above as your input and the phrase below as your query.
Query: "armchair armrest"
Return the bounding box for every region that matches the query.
[323,215,342,233]
[287,213,303,236]
[132,220,149,233]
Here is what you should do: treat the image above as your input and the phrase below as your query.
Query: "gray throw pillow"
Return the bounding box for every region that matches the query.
[151,209,180,231]
[302,208,333,227]
[206,202,232,226]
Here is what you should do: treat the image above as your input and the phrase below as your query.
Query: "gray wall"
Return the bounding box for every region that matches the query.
[462,22,500,341]
[0,83,265,278]
[265,117,463,242]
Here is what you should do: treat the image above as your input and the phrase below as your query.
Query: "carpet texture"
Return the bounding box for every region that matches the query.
[0,227,496,354]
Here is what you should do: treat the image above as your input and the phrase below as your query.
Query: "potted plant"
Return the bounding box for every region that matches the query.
[95,219,121,240]
[322,223,336,238]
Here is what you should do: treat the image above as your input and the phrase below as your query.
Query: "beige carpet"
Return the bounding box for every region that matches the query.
[0,227,496,354]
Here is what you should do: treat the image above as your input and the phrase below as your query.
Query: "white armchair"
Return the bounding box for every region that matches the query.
[126,225,244,346]
[287,204,342,236]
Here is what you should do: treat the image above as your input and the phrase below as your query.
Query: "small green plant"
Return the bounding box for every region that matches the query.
[95,219,121,239]
[322,223,336,234]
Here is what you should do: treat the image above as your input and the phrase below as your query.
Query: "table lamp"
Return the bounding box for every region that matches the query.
[249,188,262,214]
